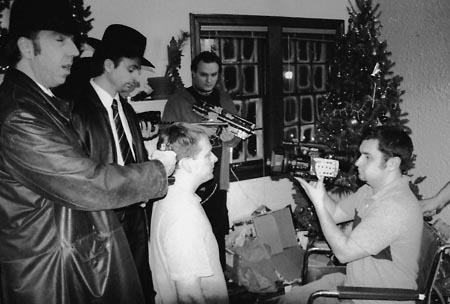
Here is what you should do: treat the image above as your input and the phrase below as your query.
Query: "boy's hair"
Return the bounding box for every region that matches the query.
[191,51,222,74]
[361,125,414,173]
[157,123,208,163]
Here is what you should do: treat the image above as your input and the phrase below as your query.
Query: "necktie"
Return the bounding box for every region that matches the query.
[111,99,135,164]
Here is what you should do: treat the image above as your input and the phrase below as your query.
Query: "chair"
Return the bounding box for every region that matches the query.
[301,237,346,285]
[305,222,450,304]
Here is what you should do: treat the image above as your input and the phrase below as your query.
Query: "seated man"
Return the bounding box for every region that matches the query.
[149,123,229,304]
[280,126,423,304]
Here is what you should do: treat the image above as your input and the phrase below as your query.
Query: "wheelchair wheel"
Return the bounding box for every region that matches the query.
[431,285,448,304]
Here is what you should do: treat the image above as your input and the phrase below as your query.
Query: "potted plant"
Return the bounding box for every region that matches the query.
[148,31,189,99]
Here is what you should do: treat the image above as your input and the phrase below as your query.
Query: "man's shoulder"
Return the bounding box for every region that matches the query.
[0,69,59,115]
[71,84,102,111]
[167,87,195,103]
[156,197,206,228]
[163,88,199,121]
[381,176,418,201]
[217,88,232,99]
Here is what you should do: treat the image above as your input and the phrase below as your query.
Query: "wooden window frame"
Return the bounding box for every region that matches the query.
[190,14,344,181]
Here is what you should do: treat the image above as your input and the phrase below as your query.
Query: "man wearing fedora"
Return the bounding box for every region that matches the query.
[0,0,175,303]
[69,24,160,304]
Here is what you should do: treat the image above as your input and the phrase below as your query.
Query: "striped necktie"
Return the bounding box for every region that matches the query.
[111,99,135,164]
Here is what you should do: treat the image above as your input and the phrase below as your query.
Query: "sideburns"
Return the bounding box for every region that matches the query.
[31,37,41,56]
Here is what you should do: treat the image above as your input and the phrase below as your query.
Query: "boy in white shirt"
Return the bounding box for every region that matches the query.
[150,123,229,304]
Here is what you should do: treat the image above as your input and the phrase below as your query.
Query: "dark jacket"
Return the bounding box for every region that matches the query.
[0,68,167,304]
[70,82,156,304]
[70,83,148,166]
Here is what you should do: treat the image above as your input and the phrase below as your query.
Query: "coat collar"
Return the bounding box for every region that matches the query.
[5,68,73,120]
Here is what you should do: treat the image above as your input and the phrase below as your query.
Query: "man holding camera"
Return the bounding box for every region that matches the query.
[162,51,241,271]
[279,126,423,304]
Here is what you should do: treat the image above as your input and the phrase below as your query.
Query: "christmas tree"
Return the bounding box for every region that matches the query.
[165,31,190,89]
[0,0,93,71]
[0,0,10,72]
[316,0,411,193]
[69,0,94,42]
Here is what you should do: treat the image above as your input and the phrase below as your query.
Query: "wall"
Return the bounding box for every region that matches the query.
[376,0,450,222]
[84,0,349,222]
[85,0,349,88]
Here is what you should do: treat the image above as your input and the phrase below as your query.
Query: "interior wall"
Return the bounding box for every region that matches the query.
[84,0,349,222]
[85,0,349,88]
[376,0,450,222]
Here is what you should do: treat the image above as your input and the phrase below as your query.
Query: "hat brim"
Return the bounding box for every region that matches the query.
[85,37,101,50]
[141,57,155,68]
[91,42,155,68]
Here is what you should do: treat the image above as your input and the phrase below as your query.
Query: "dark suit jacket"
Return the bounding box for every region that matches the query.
[70,82,159,304]
[71,83,148,166]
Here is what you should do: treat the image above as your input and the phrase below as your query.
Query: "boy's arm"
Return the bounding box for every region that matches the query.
[175,277,207,304]
[421,180,450,216]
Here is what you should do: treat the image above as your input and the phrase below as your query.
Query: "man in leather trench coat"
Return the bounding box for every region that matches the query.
[0,1,175,303]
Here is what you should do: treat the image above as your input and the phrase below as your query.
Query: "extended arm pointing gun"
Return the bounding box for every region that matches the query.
[136,101,255,140]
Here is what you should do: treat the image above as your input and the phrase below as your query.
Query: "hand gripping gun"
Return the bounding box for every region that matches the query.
[192,101,256,140]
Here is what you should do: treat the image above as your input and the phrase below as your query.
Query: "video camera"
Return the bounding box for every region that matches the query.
[270,141,341,181]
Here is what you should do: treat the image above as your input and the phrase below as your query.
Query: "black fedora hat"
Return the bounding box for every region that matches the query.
[8,0,78,38]
[94,24,154,68]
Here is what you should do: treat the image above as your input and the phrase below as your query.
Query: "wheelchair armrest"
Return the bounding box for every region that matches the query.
[336,286,420,300]
[307,286,421,304]
[305,247,333,256]
[301,247,334,284]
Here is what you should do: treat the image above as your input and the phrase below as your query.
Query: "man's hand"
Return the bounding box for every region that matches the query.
[150,150,176,177]
[139,121,159,140]
[234,129,252,140]
[420,196,442,217]
[295,176,326,210]
[219,126,236,142]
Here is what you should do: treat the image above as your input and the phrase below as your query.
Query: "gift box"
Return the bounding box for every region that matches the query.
[232,206,297,255]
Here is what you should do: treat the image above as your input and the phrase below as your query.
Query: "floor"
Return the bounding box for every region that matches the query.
[227,281,284,304]
[225,246,306,304]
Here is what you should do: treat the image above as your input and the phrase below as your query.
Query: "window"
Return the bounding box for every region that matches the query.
[282,28,338,143]
[190,14,343,180]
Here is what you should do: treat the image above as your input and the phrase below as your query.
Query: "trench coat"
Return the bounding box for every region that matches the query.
[0,68,167,304]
